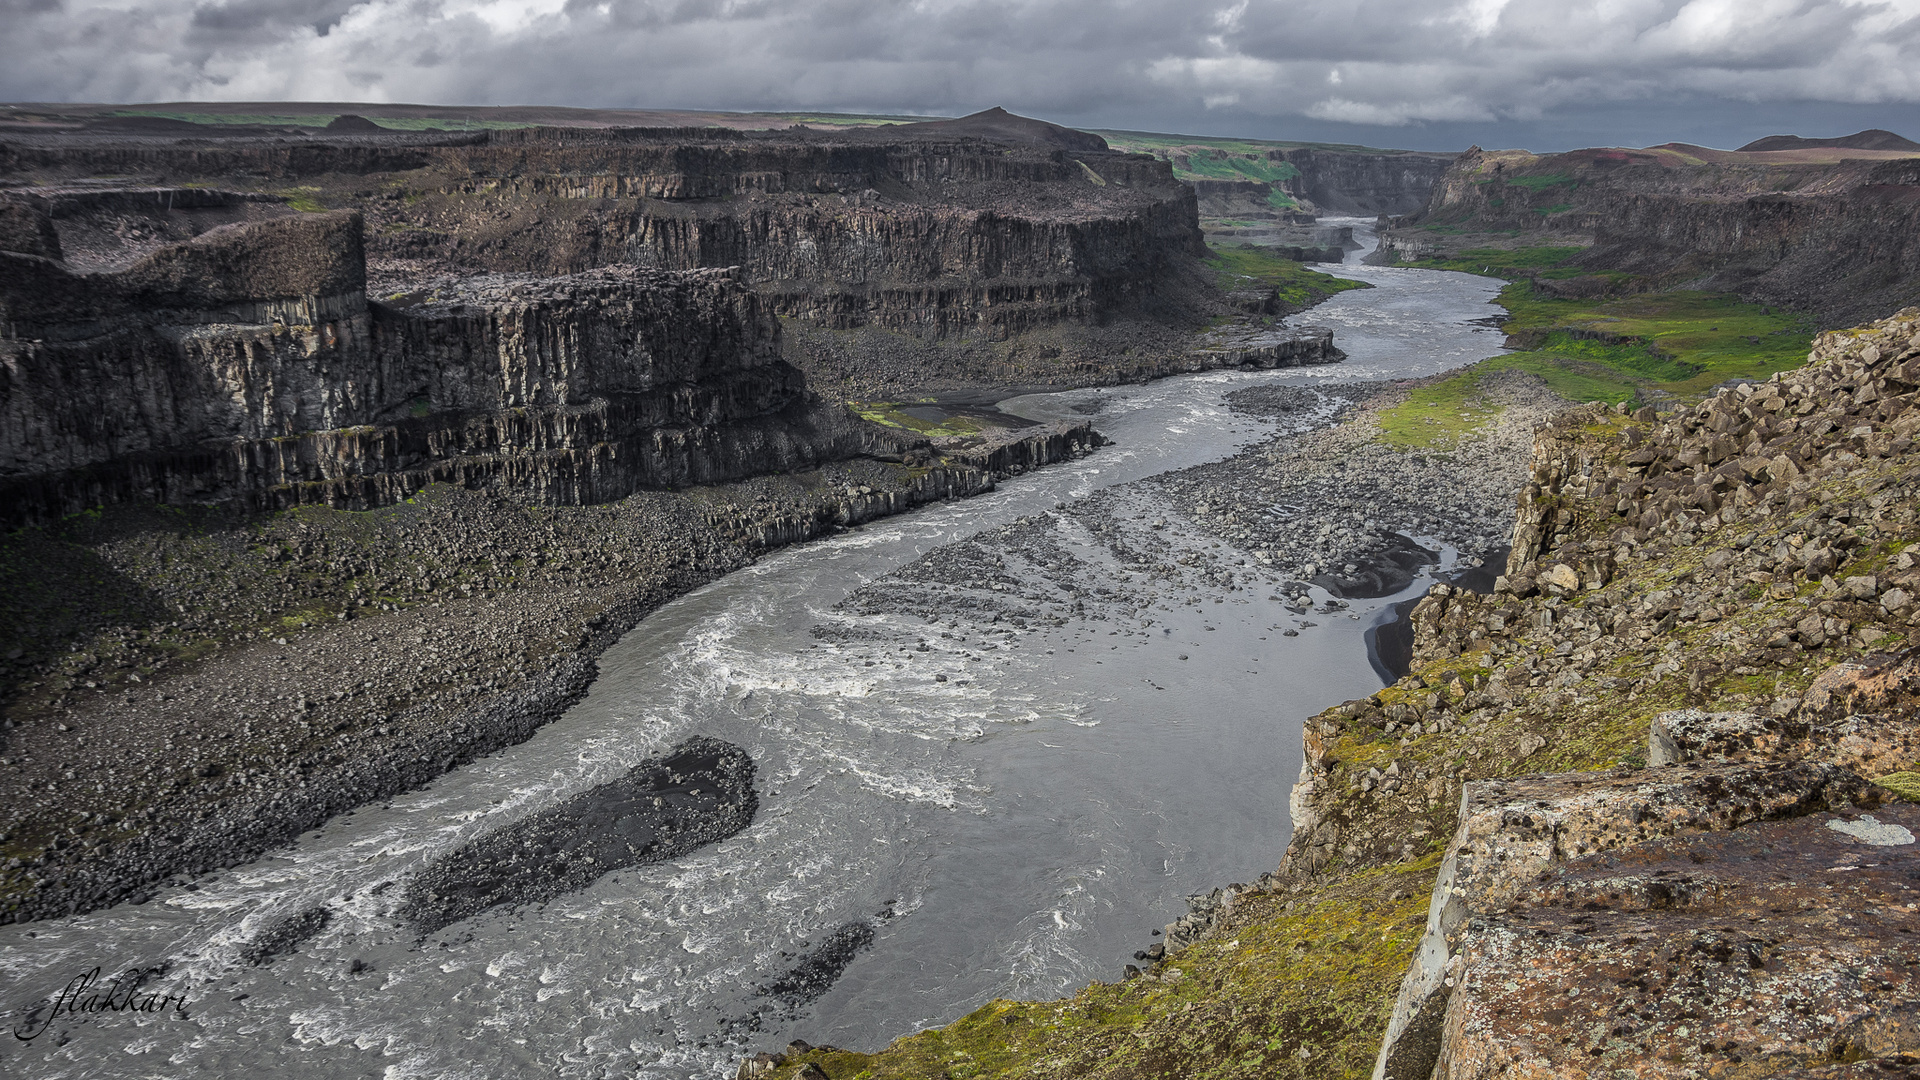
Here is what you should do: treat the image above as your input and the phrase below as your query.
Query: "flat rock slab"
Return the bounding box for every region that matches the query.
[401,736,756,931]
[1376,761,1884,1080]
[1443,761,1884,921]
[1771,1056,1920,1079]
[1434,805,1920,1079]
[1512,804,1920,919]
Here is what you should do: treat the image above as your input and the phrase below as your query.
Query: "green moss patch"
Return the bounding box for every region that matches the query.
[773,860,1435,1080]
[849,402,985,438]
[1874,773,1920,802]
[1375,367,1505,449]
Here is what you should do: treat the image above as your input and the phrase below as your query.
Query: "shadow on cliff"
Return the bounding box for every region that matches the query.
[0,507,191,719]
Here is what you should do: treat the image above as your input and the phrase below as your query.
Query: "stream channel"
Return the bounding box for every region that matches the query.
[2,227,1508,1079]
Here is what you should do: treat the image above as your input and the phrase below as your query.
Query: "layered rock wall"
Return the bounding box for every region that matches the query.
[1396,147,1920,322]
[1269,147,1455,216]
[0,208,909,527]
[0,126,1211,341]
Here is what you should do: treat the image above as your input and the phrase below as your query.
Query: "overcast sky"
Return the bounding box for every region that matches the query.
[4,0,1920,151]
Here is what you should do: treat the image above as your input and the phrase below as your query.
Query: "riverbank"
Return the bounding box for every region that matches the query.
[757,310,1920,1079]
[0,422,1098,923]
[743,361,1572,1078]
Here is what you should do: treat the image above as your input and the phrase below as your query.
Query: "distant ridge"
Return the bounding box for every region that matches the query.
[884,107,1108,151]
[324,114,384,132]
[1737,128,1920,153]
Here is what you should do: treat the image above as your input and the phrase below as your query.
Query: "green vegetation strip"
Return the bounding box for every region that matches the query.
[771,860,1435,1080]
[849,402,984,439]
[110,110,532,131]
[1382,246,1815,431]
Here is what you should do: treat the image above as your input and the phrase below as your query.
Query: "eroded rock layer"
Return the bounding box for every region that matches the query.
[0,122,1218,355]
[0,204,917,526]
[1382,146,1920,324]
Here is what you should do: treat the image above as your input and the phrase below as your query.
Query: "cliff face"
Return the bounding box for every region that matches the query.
[0,126,1212,348]
[1270,148,1454,216]
[1393,146,1920,323]
[0,203,911,527]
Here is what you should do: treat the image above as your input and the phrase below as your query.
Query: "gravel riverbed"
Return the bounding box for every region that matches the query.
[0,430,1094,924]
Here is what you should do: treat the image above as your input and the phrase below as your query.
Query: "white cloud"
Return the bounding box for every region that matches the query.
[0,0,1916,144]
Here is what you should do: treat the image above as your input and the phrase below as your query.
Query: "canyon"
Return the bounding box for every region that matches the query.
[0,110,1353,529]
[1375,139,1920,325]
[0,108,1355,927]
[13,101,1920,1080]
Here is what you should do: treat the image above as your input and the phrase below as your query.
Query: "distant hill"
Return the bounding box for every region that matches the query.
[884,107,1107,151]
[1737,129,1920,153]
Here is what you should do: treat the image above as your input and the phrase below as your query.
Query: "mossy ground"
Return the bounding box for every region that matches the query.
[1374,367,1507,450]
[1205,245,1370,311]
[848,402,986,438]
[771,860,1435,1080]
[1377,247,1817,440]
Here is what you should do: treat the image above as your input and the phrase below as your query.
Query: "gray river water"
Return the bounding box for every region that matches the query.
[1,237,1507,1079]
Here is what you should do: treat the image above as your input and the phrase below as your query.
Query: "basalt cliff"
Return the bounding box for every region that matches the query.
[0,204,918,529]
[0,112,1332,403]
[0,113,1340,527]
[1376,141,1920,325]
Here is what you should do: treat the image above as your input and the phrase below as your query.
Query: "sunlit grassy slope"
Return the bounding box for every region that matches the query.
[1377,247,1816,447]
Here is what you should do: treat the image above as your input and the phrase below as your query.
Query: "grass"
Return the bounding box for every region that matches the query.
[1502,173,1576,192]
[849,402,985,438]
[1098,131,1418,156]
[769,859,1437,1080]
[1375,367,1506,449]
[1400,246,1590,279]
[1499,286,1817,400]
[1392,246,1816,410]
[1176,150,1302,186]
[1205,245,1370,309]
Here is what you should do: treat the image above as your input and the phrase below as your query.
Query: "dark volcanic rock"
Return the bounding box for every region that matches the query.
[239,906,332,965]
[758,922,877,1010]
[1739,128,1920,153]
[401,736,757,932]
[1312,532,1436,599]
[1390,145,1920,323]
[324,114,386,133]
[884,107,1108,152]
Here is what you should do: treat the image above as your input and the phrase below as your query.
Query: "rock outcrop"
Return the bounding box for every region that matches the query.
[1268,147,1455,217]
[0,121,1217,361]
[0,204,913,527]
[1277,309,1920,1078]
[1384,145,1920,324]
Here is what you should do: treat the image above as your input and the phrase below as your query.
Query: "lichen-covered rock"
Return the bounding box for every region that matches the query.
[1433,805,1920,1079]
[1374,761,1882,1080]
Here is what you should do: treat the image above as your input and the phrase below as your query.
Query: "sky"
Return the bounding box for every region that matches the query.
[4,0,1920,152]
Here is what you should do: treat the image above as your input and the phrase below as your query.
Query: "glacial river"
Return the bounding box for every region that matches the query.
[0,233,1506,1079]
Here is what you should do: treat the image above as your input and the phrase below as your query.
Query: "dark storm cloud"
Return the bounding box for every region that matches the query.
[189,0,367,39]
[3,0,1918,150]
